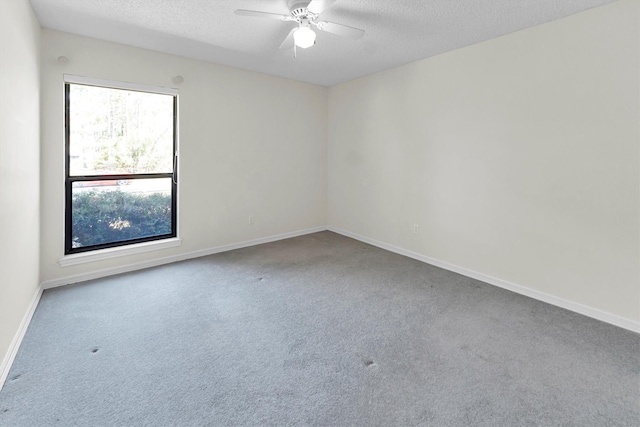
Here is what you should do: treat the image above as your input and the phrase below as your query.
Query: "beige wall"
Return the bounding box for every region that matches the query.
[328,0,639,322]
[0,0,41,370]
[39,30,328,282]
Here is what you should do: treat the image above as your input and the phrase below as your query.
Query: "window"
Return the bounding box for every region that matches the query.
[64,77,177,254]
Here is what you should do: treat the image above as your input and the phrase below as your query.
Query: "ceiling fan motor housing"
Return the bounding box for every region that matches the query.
[291,7,318,22]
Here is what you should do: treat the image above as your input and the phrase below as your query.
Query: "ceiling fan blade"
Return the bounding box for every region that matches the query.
[316,21,365,39]
[234,9,289,21]
[307,0,336,14]
[279,27,297,50]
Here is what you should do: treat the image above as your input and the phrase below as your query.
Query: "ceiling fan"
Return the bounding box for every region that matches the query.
[235,0,365,51]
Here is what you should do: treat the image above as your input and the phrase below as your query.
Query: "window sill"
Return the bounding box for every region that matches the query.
[58,238,182,267]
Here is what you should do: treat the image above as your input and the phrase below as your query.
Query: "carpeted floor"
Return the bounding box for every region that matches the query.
[1,231,638,426]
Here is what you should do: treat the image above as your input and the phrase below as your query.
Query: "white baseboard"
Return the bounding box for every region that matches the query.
[0,285,43,392]
[328,226,640,334]
[42,226,328,289]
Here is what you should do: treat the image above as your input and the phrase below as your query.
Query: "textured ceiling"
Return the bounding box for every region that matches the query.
[30,0,618,86]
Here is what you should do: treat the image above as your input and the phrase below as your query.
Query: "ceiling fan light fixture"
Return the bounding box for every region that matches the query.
[294,25,316,48]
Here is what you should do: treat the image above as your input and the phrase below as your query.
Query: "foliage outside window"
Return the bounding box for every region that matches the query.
[65,81,177,254]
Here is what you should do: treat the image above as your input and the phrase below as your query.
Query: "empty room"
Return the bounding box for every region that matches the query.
[1,0,638,425]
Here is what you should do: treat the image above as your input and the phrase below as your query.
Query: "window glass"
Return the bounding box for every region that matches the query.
[65,82,177,254]
[71,178,172,249]
[68,85,174,176]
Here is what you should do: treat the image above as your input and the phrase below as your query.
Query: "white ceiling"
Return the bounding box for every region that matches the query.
[30,0,618,86]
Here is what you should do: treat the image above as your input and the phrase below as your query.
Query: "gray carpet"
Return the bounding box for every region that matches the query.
[1,231,638,426]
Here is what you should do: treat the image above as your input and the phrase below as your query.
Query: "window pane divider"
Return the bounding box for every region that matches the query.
[69,173,172,181]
